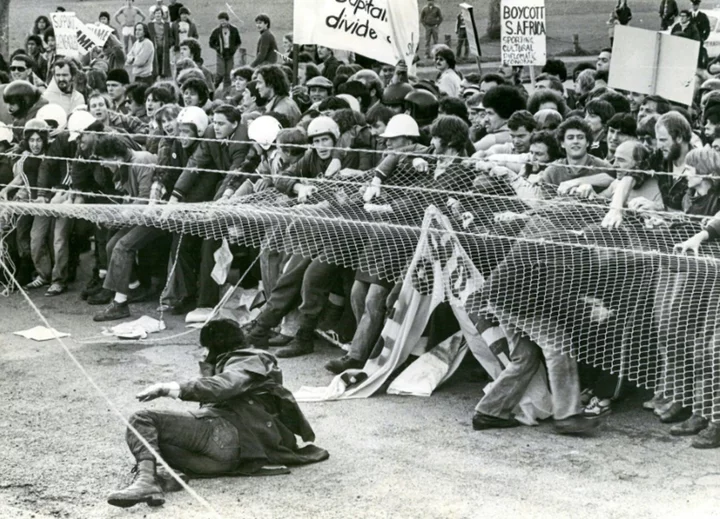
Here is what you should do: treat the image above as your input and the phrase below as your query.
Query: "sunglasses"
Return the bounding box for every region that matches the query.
[10,66,27,72]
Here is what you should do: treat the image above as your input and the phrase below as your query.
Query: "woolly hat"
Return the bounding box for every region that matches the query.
[107,68,130,85]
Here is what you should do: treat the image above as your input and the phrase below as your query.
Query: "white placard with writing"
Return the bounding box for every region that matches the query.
[293,0,419,67]
[501,0,547,66]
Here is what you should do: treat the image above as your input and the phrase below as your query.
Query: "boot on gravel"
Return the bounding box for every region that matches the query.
[275,328,315,358]
[156,464,189,493]
[107,460,165,508]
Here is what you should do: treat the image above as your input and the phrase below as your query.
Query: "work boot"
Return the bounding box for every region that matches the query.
[267,331,293,347]
[245,322,272,349]
[127,284,155,304]
[275,328,314,358]
[318,302,344,332]
[156,464,189,493]
[107,460,165,508]
[87,288,114,305]
[643,392,671,411]
[81,275,103,300]
[170,297,197,316]
[472,412,520,431]
[93,301,130,322]
[659,402,692,423]
[669,413,708,436]
[554,414,601,435]
[692,422,720,449]
[324,354,365,374]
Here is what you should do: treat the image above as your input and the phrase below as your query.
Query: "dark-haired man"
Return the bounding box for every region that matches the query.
[43,59,84,115]
[106,319,328,508]
[209,12,241,88]
[474,85,526,152]
[251,14,278,68]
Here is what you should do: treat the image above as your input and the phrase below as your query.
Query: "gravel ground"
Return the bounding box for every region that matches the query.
[1,264,720,519]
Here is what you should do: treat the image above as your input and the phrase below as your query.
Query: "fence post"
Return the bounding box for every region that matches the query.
[573,34,581,55]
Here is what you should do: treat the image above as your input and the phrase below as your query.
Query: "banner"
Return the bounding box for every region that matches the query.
[293,0,419,67]
[609,25,698,107]
[88,23,114,46]
[50,12,80,58]
[501,0,547,66]
[459,3,481,57]
[50,12,104,57]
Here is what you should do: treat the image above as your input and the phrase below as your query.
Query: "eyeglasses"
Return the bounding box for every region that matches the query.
[10,66,27,72]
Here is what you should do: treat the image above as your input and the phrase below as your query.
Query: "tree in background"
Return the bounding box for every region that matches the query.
[0,0,9,57]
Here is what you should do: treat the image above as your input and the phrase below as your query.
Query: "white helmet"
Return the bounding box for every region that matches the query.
[36,103,68,132]
[307,116,340,141]
[177,106,209,136]
[380,114,420,139]
[337,94,361,113]
[67,110,97,142]
[0,122,13,144]
[248,115,282,150]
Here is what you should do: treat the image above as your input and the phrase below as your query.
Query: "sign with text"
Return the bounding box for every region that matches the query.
[50,12,80,58]
[50,12,104,58]
[293,0,419,67]
[501,0,546,66]
[608,25,698,106]
[88,23,114,46]
[459,3,481,57]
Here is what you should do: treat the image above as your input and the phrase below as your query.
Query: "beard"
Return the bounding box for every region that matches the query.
[667,141,683,162]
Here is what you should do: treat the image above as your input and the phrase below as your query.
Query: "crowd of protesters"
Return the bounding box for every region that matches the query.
[1,0,720,473]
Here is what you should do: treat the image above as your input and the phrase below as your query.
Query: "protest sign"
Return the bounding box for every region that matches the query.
[88,23,114,46]
[608,25,698,106]
[50,12,80,58]
[459,3,482,57]
[293,0,419,67]
[500,0,546,66]
[74,17,104,55]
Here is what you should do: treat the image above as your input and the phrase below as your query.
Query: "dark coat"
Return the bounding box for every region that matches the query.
[171,20,199,51]
[147,21,174,78]
[172,122,250,202]
[671,21,701,41]
[179,348,329,473]
[692,10,711,41]
[209,24,241,58]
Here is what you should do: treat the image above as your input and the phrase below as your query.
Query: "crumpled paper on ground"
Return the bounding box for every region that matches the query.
[14,326,70,341]
[100,316,166,339]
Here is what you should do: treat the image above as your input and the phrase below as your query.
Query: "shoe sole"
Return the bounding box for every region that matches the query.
[554,420,601,435]
[107,493,165,508]
[473,421,520,431]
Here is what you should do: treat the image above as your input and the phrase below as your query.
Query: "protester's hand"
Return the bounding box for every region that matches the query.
[473,160,493,173]
[527,173,541,184]
[494,211,529,223]
[34,196,48,204]
[601,208,624,229]
[644,215,668,229]
[674,232,708,256]
[339,168,365,178]
[295,184,317,202]
[291,85,308,97]
[490,166,518,181]
[254,178,272,192]
[363,179,382,203]
[324,158,342,178]
[557,179,580,196]
[0,190,9,201]
[570,183,595,199]
[412,158,429,173]
[627,197,657,212]
[364,203,393,213]
[136,383,173,402]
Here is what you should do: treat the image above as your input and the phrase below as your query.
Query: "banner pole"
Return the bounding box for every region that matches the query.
[529,65,536,89]
[292,44,300,86]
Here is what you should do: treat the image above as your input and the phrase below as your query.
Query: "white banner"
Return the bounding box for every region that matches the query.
[50,12,80,59]
[501,0,547,66]
[293,0,419,67]
[88,23,114,46]
[50,12,104,57]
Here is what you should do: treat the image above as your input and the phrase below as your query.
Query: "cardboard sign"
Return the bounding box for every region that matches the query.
[608,25,699,107]
[500,0,547,66]
[88,23,114,46]
[459,2,482,57]
[293,0,419,67]
[50,12,80,58]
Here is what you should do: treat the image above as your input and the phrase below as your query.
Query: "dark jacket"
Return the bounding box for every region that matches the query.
[156,137,197,199]
[321,55,341,80]
[209,24,241,58]
[37,132,76,193]
[180,348,329,473]
[172,123,250,202]
[691,10,711,41]
[671,22,701,41]
[420,4,443,27]
[251,29,278,68]
[148,20,174,78]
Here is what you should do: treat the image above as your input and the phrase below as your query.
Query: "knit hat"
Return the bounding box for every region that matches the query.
[107,68,130,85]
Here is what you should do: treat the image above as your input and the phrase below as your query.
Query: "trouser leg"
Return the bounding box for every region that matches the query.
[475,320,543,420]
[104,227,160,294]
[255,254,311,329]
[51,217,73,285]
[197,239,221,308]
[126,410,240,475]
[297,259,340,329]
[347,283,387,362]
[30,215,53,281]
[166,233,202,301]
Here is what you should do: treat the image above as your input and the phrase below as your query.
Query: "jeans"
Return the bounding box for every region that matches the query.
[127,410,240,475]
[348,281,388,361]
[165,233,203,301]
[480,315,582,420]
[216,53,235,87]
[456,34,469,58]
[104,226,166,294]
[16,215,32,259]
[424,25,439,56]
[30,216,73,285]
